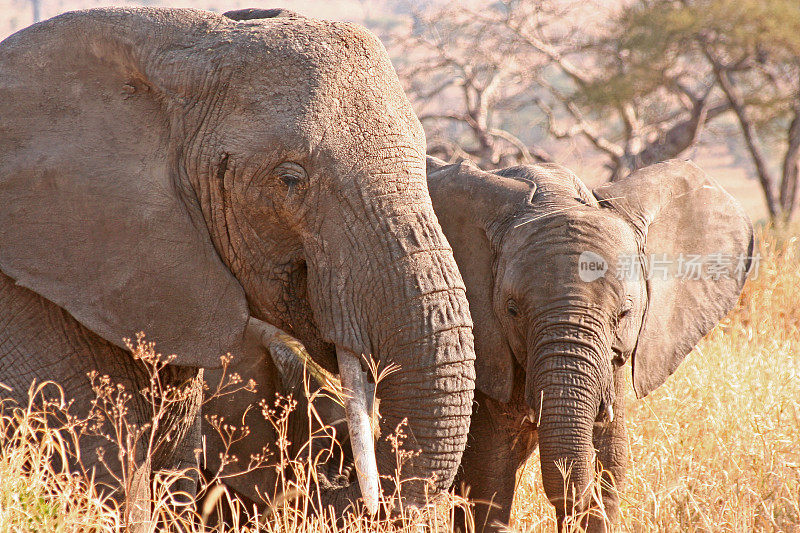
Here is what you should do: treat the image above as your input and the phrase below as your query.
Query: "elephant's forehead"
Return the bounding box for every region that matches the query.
[512,207,635,249]
[227,18,397,89]
[183,17,424,162]
[498,163,597,207]
[501,208,638,282]
[220,20,424,149]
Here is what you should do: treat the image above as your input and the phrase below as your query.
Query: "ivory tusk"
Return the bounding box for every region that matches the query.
[605,403,614,424]
[246,317,342,396]
[247,318,379,512]
[246,316,284,347]
[337,348,380,515]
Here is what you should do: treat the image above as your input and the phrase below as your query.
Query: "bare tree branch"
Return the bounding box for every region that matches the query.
[705,46,780,218]
[634,98,732,167]
[488,128,552,163]
[536,87,625,161]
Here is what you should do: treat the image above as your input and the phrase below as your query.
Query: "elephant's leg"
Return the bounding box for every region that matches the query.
[0,272,201,498]
[127,375,201,533]
[455,390,536,533]
[171,406,202,496]
[589,369,628,532]
[149,366,204,501]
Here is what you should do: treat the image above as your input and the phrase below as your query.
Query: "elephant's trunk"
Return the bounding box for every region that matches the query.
[528,335,610,522]
[307,165,476,512]
[369,288,475,509]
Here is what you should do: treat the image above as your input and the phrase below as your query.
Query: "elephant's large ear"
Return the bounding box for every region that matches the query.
[594,160,753,398]
[0,10,249,367]
[427,157,524,403]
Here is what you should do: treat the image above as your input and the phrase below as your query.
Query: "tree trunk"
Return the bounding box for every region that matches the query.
[780,101,800,222]
[709,57,781,220]
[31,0,41,23]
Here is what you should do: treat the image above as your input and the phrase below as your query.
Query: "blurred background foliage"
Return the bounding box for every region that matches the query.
[386,0,800,224]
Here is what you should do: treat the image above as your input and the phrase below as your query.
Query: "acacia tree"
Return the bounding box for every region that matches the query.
[392,0,800,222]
[610,0,800,222]
[495,0,737,179]
[390,0,731,176]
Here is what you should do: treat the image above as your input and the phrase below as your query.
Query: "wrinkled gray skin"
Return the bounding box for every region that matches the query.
[0,7,475,514]
[425,157,753,531]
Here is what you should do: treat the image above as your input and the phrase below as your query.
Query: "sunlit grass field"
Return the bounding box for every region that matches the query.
[0,224,797,532]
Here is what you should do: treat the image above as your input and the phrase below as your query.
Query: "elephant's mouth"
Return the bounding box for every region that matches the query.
[256,320,382,514]
[512,405,539,456]
[283,258,338,371]
[611,346,628,366]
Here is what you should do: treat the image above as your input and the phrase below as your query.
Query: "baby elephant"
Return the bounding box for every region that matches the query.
[426,157,753,531]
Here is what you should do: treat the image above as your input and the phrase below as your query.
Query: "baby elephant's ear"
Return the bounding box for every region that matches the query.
[427,157,520,403]
[594,160,754,398]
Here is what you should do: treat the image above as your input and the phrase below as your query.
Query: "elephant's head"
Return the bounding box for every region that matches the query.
[427,157,752,518]
[0,8,475,511]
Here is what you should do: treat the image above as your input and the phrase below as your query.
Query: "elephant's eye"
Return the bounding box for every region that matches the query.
[619,297,633,319]
[274,162,307,189]
[506,299,520,318]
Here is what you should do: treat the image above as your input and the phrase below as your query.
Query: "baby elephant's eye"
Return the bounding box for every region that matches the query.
[506,299,520,317]
[275,162,307,188]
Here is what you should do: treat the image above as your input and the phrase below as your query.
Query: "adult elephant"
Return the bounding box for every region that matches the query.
[422,157,753,531]
[0,7,476,517]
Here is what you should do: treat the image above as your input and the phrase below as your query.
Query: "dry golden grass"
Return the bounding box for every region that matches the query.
[0,338,473,532]
[0,382,122,531]
[0,224,797,532]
